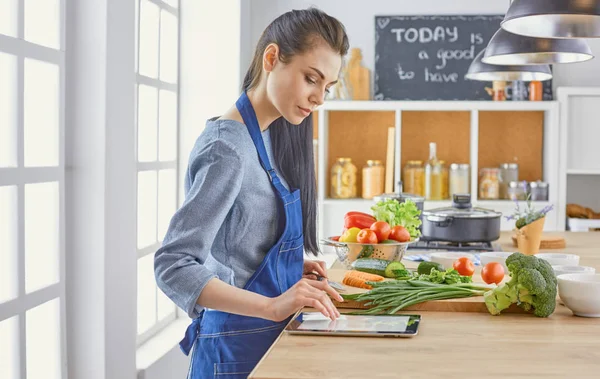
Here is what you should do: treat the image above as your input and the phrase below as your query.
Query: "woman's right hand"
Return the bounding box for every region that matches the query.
[265,278,343,322]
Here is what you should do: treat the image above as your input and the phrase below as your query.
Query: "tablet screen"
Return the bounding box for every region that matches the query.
[286,312,420,336]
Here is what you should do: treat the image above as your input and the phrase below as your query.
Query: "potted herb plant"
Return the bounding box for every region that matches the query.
[506,192,554,256]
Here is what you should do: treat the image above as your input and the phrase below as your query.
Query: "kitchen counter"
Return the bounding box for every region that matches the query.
[250,232,600,378]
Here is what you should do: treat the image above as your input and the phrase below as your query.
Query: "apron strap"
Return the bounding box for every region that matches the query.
[236,92,290,198]
[179,313,203,356]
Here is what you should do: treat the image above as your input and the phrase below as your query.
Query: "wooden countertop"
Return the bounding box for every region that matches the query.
[250,232,600,378]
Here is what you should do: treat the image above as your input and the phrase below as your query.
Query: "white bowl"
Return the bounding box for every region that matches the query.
[552,265,595,277]
[536,253,580,266]
[480,252,514,272]
[557,274,600,317]
[429,252,476,270]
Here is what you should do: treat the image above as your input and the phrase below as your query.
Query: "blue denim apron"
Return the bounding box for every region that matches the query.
[179,92,304,378]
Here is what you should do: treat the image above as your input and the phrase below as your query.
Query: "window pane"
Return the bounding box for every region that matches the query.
[157,169,176,241]
[159,10,178,83]
[137,254,157,335]
[0,0,18,38]
[0,52,17,168]
[162,0,178,8]
[25,182,60,293]
[26,298,61,379]
[24,0,60,49]
[138,85,158,162]
[158,90,177,162]
[139,0,159,78]
[135,0,139,72]
[157,284,175,321]
[24,58,60,168]
[0,316,19,379]
[137,171,157,249]
[0,186,18,303]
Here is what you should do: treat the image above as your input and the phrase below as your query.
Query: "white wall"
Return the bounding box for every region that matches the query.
[245,0,600,91]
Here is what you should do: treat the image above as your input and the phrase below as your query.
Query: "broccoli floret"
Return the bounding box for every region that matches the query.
[484,252,557,317]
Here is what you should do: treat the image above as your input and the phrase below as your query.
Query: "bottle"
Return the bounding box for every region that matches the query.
[424,142,443,200]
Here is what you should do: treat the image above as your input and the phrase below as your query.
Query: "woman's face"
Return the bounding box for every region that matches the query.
[265,42,342,125]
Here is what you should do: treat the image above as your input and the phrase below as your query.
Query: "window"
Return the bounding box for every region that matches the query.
[0,0,65,378]
[135,0,180,346]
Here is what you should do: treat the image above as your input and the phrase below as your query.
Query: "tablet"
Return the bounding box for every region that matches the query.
[284,312,420,337]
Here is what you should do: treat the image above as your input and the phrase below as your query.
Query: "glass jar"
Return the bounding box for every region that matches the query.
[530,181,549,201]
[439,160,449,200]
[402,160,424,196]
[449,163,470,197]
[479,168,500,200]
[330,157,357,199]
[362,160,385,199]
[507,181,528,200]
[499,163,519,199]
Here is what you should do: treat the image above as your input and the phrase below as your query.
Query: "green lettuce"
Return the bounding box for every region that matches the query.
[371,199,422,238]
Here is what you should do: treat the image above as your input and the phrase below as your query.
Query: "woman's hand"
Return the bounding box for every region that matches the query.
[303,260,327,280]
[265,278,343,322]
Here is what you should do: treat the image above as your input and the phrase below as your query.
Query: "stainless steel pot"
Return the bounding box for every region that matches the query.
[373,181,425,231]
[421,194,501,243]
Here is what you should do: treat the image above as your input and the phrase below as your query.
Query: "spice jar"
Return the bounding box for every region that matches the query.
[499,163,519,199]
[507,181,528,201]
[449,163,470,197]
[362,160,385,199]
[529,81,543,101]
[330,157,357,199]
[403,160,424,196]
[529,181,549,201]
[479,168,500,200]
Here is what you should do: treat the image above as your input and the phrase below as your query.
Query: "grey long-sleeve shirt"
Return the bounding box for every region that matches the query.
[154,118,289,318]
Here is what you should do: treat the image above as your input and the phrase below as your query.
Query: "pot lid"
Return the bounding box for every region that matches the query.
[422,193,502,219]
[423,206,502,219]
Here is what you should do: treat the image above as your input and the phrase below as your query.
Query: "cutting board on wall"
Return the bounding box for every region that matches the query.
[328,268,526,314]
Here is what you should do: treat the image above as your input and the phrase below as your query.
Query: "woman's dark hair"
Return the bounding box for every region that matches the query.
[242,8,349,256]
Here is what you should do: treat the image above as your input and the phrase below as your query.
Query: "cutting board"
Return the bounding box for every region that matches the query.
[511,235,566,249]
[329,268,526,314]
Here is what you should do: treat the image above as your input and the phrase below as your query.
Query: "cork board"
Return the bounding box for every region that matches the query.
[324,111,395,198]
[401,111,471,165]
[478,111,543,182]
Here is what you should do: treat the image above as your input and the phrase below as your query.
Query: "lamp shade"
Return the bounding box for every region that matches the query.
[482,28,593,65]
[465,49,553,82]
[502,0,600,38]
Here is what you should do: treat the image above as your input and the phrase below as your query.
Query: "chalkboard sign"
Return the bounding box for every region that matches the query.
[374,15,553,101]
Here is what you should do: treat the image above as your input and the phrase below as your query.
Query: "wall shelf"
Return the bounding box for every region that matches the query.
[316,100,561,238]
[567,169,600,175]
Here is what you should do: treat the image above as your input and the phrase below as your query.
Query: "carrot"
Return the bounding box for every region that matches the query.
[342,270,385,289]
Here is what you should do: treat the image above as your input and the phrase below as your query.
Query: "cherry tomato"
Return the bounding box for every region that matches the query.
[370,221,391,242]
[356,229,378,244]
[453,257,475,277]
[481,262,505,284]
[388,225,410,242]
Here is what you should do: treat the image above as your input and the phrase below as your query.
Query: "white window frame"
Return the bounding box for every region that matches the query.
[0,0,67,378]
[135,0,181,347]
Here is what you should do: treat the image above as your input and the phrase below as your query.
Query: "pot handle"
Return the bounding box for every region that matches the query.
[426,214,453,227]
[319,239,346,248]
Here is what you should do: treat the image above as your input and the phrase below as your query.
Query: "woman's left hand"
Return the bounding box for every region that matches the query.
[303,260,328,280]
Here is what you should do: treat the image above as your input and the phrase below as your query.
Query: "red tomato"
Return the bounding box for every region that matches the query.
[370,221,391,242]
[388,225,410,242]
[356,229,378,244]
[481,262,505,284]
[453,257,475,277]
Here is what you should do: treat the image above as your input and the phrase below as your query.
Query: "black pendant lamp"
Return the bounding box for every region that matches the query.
[502,0,600,38]
[465,49,553,82]
[482,28,593,65]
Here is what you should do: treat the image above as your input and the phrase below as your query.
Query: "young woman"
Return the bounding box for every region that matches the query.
[154,7,349,378]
